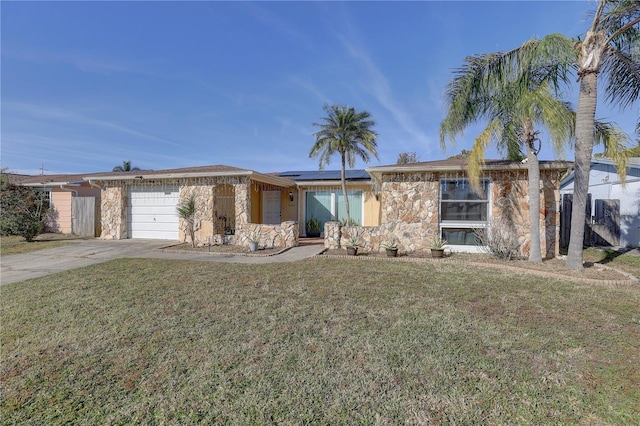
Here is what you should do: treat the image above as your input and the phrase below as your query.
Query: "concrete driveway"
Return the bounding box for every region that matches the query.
[1,239,325,286]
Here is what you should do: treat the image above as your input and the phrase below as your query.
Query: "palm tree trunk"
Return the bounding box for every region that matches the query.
[341,154,350,222]
[567,72,598,270]
[526,135,543,263]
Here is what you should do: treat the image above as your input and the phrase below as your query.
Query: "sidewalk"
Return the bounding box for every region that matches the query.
[1,239,326,286]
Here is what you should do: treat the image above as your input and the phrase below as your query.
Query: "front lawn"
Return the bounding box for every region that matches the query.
[0,234,75,256]
[2,258,639,424]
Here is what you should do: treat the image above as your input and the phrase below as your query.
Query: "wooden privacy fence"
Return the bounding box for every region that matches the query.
[72,196,100,237]
[560,194,620,248]
[592,199,620,246]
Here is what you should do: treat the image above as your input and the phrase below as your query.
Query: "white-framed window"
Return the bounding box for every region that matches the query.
[439,179,490,247]
[34,188,52,209]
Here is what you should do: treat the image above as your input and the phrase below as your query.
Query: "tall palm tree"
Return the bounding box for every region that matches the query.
[309,104,378,223]
[451,1,638,269]
[565,0,639,269]
[441,52,575,263]
[112,160,142,172]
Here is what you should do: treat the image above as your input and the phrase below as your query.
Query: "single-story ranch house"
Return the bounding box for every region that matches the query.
[77,159,571,258]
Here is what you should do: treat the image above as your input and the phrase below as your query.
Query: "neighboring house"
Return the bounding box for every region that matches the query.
[13,174,102,236]
[278,170,380,235]
[357,159,572,258]
[560,157,640,248]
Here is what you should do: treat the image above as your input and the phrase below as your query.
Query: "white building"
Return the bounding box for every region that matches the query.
[560,157,640,248]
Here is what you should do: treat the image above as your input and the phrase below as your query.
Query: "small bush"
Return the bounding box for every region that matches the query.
[177,194,198,248]
[0,181,49,242]
[339,217,358,227]
[474,220,522,260]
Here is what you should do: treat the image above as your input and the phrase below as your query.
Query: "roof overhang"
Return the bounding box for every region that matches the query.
[85,170,295,187]
[22,181,84,187]
[366,161,573,182]
[294,179,371,188]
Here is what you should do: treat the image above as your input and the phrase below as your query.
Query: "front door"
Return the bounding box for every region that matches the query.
[262,191,281,224]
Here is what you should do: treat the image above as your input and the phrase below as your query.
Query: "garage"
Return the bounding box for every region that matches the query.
[127,185,179,240]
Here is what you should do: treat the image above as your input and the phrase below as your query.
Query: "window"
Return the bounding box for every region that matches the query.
[305,190,363,232]
[439,180,489,246]
[35,188,52,209]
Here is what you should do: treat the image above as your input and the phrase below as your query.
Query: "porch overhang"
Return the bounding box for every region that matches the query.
[84,170,295,188]
[366,160,573,183]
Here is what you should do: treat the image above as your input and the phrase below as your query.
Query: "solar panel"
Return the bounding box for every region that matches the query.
[278,170,370,181]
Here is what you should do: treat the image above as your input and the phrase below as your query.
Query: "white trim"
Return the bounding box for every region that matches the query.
[438,178,491,252]
[87,170,294,187]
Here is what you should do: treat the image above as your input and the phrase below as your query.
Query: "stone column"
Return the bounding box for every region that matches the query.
[280,221,299,248]
[234,179,250,226]
[324,221,341,249]
[100,183,127,240]
[179,183,215,246]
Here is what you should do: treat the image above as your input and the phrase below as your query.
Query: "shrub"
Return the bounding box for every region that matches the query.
[339,217,358,227]
[177,194,198,248]
[305,217,321,234]
[474,220,522,260]
[0,181,49,242]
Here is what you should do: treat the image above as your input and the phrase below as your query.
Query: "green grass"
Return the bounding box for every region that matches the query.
[0,235,73,256]
[2,258,639,424]
[582,247,640,277]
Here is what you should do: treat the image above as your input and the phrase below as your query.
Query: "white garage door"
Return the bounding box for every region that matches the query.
[128,185,179,240]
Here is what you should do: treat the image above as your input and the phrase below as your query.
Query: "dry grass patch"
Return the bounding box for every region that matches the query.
[0,234,76,256]
[2,258,639,424]
[323,248,639,282]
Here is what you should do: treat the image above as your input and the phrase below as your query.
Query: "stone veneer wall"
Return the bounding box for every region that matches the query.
[100,184,127,240]
[179,184,215,246]
[237,221,298,248]
[234,179,250,226]
[543,170,561,258]
[324,170,562,258]
[491,170,561,258]
[324,222,341,249]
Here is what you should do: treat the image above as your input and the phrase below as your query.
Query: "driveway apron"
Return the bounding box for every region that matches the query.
[1,239,325,286]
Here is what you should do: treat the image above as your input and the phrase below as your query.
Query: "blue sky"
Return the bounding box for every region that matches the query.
[2,1,638,175]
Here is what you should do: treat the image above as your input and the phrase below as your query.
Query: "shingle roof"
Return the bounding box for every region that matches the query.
[87,164,248,179]
[13,172,108,186]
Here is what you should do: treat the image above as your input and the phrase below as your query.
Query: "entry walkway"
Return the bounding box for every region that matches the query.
[1,239,326,286]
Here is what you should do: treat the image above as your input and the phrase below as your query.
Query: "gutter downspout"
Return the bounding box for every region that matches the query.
[88,179,103,190]
[59,184,79,197]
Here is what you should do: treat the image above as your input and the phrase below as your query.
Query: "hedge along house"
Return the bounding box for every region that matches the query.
[86,165,299,248]
[278,170,381,236]
[16,173,102,237]
[320,158,571,258]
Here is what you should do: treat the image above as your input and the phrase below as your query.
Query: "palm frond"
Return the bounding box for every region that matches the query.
[593,120,633,183]
[309,104,378,170]
[602,35,640,108]
[468,120,502,194]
